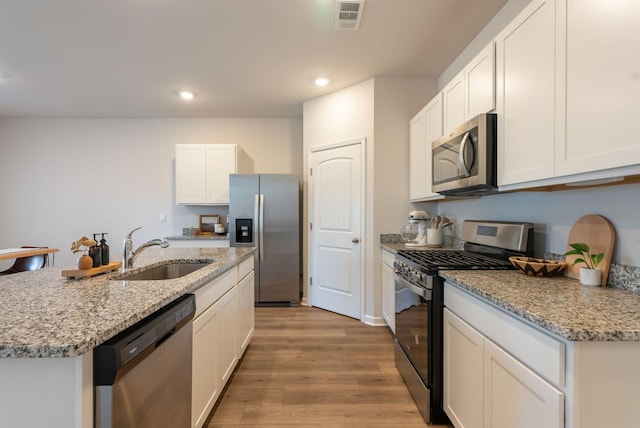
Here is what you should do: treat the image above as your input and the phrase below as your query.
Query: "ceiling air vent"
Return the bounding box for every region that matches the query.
[335,0,365,30]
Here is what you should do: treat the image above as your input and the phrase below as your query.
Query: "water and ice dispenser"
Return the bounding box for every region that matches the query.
[234,219,253,244]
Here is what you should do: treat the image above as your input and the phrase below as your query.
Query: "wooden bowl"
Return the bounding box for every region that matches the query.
[509,256,567,277]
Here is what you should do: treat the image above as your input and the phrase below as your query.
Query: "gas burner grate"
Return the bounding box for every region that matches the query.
[397,249,514,271]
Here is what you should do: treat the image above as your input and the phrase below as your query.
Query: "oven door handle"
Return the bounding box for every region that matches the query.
[394,272,432,301]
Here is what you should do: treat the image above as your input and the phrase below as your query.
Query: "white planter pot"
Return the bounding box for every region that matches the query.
[580,267,602,286]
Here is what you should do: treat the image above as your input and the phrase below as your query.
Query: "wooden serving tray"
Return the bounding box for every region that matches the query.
[62,261,122,279]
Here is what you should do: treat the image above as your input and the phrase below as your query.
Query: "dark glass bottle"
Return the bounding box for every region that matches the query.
[89,233,102,268]
[100,233,110,265]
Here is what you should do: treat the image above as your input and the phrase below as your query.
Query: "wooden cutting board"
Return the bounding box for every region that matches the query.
[61,261,122,279]
[564,215,615,286]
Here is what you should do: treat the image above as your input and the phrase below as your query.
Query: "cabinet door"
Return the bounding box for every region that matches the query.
[236,271,255,357]
[444,309,484,428]
[218,286,238,385]
[466,42,496,119]
[176,144,207,204]
[555,0,640,176]
[205,145,237,204]
[496,0,556,186]
[409,94,444,202]
[484,338,564,428]
[192,300,219,428]
[381,253,395,333]
[443,73,465,135]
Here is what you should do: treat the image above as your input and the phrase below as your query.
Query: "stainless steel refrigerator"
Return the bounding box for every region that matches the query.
[229,174,300,306]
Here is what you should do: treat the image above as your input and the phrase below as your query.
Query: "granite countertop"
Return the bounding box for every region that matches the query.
[381,243,640,342]
[165,234,229,240]
[0,247,254,358]
[441,270,640,342]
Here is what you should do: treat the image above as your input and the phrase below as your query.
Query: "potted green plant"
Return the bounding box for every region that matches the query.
[564,243,604,286]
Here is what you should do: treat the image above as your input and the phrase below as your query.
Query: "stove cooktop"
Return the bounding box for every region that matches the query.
[396,249,514,272]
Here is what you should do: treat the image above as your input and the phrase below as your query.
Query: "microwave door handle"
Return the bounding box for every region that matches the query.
[458,131,472,177]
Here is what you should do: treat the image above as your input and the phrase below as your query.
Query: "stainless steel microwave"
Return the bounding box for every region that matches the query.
[432,113,497,196]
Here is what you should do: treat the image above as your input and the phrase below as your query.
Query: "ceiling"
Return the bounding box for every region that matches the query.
[0,0,508,118]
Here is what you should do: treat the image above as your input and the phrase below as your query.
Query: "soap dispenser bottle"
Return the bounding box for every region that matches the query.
[100,233,109,265]
[89,233,102,268]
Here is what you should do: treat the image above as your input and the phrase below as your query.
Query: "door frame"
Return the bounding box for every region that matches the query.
[307,137,366,321]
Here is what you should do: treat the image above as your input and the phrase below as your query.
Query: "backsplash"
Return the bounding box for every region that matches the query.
[546,253,640,292]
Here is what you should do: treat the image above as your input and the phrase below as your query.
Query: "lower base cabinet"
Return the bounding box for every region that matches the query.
[444,282,564,428]
[483,338,563,428]
[192,257,254,428]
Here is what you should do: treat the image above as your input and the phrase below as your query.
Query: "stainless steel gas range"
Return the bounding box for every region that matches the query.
[392,220,534,424]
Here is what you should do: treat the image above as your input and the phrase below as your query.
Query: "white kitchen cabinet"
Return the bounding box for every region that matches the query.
[381,249,396,333]
[444,283,564,428]
[236,259,255,357]
[497,0,640,190]
[192,297,220,428]
[555,0,640,177]
[409,93,444,202]
[442,73,465,135]
[443,309,483,428]
[465,42,495,121]
[191,257,254,428]
[217,285,238,385]
[443,42,496,135]
[484,339,563,428]
[176,144,246,205]
[496,0,556,186]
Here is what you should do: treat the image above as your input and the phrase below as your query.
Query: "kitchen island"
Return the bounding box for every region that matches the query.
[0,246,254,428]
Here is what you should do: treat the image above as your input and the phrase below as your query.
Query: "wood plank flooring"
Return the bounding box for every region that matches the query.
[205,306,452,427]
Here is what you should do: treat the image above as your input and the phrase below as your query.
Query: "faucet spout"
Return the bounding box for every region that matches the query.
[123,227,169,269]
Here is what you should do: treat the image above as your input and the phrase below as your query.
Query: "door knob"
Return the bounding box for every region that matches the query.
[352,237,360,243]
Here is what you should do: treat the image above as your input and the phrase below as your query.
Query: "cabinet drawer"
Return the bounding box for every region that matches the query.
[445,282,565,387]
[238,256,254,281]
[194,267,237,318]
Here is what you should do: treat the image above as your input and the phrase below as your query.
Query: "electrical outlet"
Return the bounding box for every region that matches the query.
[159,213,166,223]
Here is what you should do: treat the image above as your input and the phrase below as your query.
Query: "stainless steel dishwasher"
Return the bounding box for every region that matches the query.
[94,294,196,428]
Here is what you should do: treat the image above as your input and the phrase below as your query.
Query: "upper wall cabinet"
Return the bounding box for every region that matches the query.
[175,144,246,205]
[555,0,640,177]
[496,0,556,186]
[410,93,444,202]
[497,0,640,190]
[443,42,496,135]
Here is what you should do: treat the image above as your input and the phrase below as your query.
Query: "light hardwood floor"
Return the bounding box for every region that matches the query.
[205,306,452,427]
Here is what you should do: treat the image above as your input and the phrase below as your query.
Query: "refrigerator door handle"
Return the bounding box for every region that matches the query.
[258,194,265,262]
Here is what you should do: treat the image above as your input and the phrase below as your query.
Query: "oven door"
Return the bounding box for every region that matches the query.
[393,271,432,422]
[394,273,431,382]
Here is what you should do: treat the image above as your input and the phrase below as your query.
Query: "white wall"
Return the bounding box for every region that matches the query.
[436,185,640,267]
[0,118,302,267]
[303,77,435,323]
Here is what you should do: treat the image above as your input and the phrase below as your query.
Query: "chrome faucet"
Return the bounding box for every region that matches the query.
[123,226,170,269]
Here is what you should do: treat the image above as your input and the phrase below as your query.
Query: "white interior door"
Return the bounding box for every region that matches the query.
[309,140,363,320]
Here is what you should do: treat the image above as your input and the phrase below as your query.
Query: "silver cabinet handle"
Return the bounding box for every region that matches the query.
[352,237,360,243]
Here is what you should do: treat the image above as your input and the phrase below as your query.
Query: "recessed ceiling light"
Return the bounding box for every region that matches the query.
[179,91,195,100]
[315,78,330,87]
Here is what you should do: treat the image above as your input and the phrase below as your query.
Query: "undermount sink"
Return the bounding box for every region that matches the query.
[119,262,210,281]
